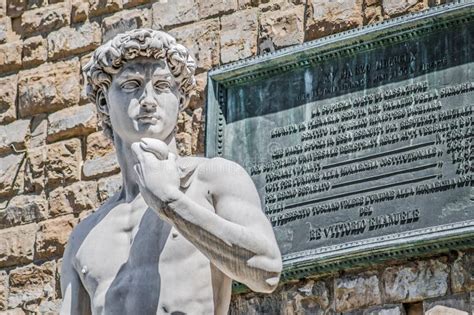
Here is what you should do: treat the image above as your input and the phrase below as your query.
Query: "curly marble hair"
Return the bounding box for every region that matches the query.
[83,29,197,139]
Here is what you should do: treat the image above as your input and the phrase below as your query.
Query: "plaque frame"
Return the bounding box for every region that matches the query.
[205,0,474,289]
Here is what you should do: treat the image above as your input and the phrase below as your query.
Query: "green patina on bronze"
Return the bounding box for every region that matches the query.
[205,1,474,292]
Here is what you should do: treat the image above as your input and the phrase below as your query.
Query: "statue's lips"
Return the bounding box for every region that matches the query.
[136,114,159,124]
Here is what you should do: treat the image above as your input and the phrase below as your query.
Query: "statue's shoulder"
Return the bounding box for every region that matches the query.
[190,156,251,186]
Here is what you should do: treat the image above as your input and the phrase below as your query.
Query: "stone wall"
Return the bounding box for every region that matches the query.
[0,0,464,314]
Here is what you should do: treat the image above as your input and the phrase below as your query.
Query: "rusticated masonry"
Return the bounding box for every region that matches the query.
[0,0,464,314]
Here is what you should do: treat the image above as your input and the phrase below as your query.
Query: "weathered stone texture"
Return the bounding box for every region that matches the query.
[6,0,26,17]
[0,271,7,310]
[47,103,97,143]
[71,0,89,23]
[18,59,81,117]
[335,273,382,312]
[17,3,69,36]
[451,252,474,293]
[0,17,11,44]
[220,9,258,64]
[85,131,114,159]
[0,74,16,124]
[35,215,76,259]
[0,194,47,228]
[101,8,150,42]
[22,36,47,68]
[46,139,82,189]
[89,0,123,17]
[0,153,25,197]
[198,0,238,19]
[306,0,364,41]
[259,5,305,51]
[23,146,46,193]
[47,22,101,60]
[97,173,121,201]
[424,293,472,315]
[151,0,198,30]
[382,0,426,17]
[83,152,119,179]
[0,224,36,268]
[29,114,47,148]
[49,181,98,217]
[0,41,21,73]
[188,72,207,111]
[425,305,468,315]
[8,261,55,309]
[382,259,449,302]
[0,119,29,153]
[169,19,220,71]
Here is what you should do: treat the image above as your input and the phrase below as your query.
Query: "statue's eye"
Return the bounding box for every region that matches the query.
[121,80,140,90]
[154,81,171,90]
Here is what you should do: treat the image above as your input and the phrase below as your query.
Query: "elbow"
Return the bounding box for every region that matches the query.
[246,255,282,293]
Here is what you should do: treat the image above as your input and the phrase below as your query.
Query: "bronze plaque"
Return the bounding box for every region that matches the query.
[206,3,474,278]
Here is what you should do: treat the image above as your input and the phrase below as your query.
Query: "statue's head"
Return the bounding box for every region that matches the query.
[84,29,196,143]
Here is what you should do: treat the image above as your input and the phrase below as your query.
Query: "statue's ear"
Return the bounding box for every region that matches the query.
[96,89,109,115]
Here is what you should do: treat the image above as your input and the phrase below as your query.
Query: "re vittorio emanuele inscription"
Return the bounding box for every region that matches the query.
[215,10,474,259]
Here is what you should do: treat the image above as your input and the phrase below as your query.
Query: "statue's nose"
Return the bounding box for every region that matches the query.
[139,83,158,110]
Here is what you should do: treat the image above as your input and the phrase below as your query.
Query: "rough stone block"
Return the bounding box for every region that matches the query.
[188,71,207,111]
[0,119,29,154]
[49,181,98,217]
[98,173,121,201]
[382,259,448,303]
[35,215,76,259]
[451,252,474,293]
[18,59,81,118]
[191,108,204,154]
[37,299,61,314]
[89,0,122,17]
[6,0,26,17]
[364,5,384,25]
[382,0,426,17]
[151,0,198,30]
[0,41,21,73]
[176,132,192,156]
[335,273,382,312]
[198,0,238,19]
[0,194,47,228]
[22,35,47,68]
[424,293,471,315]
[17,3,69,36]
[8,261,55,309]
[86,130,114,160]
[82,152,119,179]
[47,22,101,60]
[288,280,333,314]
[168,19,220,71]
[0,308,26,314]
[259,5,304,51]
[0,74,17,124]
[0,17,11,44]
[26,0,45,10]
[101,8,150,42]
[0,153,25,197]
[305,0,363,41]
[220,9,258,64]
[71,0,89,23]
[23,146,46,193]
[0,223,36,268]
[46,139,82,189]
[47,104,97,143]
[0,271,7,310]
[29,113,47,148]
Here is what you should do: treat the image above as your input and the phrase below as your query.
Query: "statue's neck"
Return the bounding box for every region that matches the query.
[113,134,179,203]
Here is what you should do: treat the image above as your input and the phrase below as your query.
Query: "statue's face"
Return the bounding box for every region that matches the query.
[106,57,182,143]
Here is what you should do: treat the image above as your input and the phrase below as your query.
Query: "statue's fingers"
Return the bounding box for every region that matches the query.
[131,142,145,164]
[141,138,169,160]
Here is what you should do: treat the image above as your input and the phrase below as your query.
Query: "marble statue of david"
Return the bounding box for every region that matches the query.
[60,29,282,315]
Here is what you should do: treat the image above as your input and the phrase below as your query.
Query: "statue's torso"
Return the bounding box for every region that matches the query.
[70,158,232,315]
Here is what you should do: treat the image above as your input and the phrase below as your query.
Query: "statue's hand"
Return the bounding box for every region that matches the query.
[131,138,182,211]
